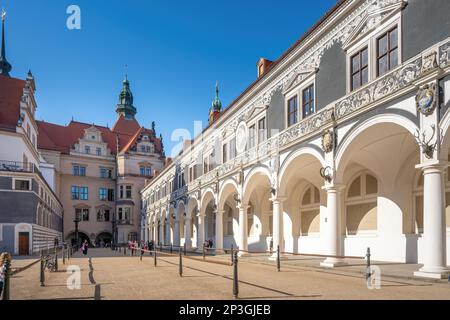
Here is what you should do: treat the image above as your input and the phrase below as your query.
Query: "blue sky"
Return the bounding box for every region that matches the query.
[3,0,337,154]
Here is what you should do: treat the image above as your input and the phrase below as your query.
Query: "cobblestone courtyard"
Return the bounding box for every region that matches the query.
[9,249,450,300]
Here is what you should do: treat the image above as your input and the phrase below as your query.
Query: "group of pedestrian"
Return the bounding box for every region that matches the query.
[203,239,214,249]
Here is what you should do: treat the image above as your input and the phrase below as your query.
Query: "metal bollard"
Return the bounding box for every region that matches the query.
[277,245,281,272]
[179,248,183,277]
[366,247,371,280]
[203,245,206,260]
[62,247,65,265]
[124,247,127,256]
[1,259,11,300]
[140,249,143,261]
[230,244,234,265]
[233,252,238,299]
[40,251,45,287]
[54,250,58,272]
[154,250,157,267]
[184,243,187,256]
[170,244,173,254]
[160,244,163,252]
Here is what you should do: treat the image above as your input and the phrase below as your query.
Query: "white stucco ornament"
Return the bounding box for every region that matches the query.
[235,122,248,154]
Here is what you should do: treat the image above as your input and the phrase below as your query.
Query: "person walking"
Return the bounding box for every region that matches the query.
[81,240,89,256]
[0,252,12,298]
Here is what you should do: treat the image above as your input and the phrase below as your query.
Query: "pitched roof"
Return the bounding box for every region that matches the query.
[0,74,26,132]
[37,117,163,156]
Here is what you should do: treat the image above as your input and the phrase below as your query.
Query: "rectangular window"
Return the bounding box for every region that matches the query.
[258,117,266,143]
[141,145,146,152]
[287,96,298,126]
[351,47,368,91]
[204,158,208,174]
[108,189,115,202]
[222,143,228,163]
[71,186,80,200]
[100,168,113,179]
[140,167,146,176]
[80,187,88,200]
[73,165,86,176]
[230,138,236,159]
[248,125,256,149]
[85,146,90,154]
[14,179,30,191]
[146,167,152,176]
[119,185,124,199]
[96,148,102,156]
[99,188,107,201]
[302,85,315,119]
[377,26,398,77]
[76,208,89,222]
[126,186,132,199]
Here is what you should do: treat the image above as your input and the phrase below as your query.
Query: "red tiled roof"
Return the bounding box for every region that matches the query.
[37,117,163,156]
[0,75,26,132]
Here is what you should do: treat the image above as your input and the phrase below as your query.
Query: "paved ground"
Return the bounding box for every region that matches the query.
[9,249,450,300]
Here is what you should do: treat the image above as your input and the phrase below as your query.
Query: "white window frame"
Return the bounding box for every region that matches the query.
[345,13,402,94]
[284,73,317,128]
[12,177,32,191]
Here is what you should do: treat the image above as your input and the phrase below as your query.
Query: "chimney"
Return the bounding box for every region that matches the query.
[257,58,273,78]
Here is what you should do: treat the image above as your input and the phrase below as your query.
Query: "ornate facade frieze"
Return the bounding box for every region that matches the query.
[440,40,450,68]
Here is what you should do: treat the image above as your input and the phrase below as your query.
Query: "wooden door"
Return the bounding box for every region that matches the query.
[19,232,30,255]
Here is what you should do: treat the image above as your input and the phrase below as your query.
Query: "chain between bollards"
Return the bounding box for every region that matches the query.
[179,248,183,277]
[232,252,239,299]
[40,250,45,287]
[277,245,281,272]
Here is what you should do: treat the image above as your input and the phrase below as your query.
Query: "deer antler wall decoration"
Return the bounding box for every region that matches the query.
[414,125,438,159]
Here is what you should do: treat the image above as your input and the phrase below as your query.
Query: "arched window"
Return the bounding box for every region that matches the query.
[300,184,320,236]
[345,172,378,235]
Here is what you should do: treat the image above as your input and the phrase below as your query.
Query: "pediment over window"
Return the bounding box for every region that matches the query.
[282,68,317,94]
[343,1,406,50]
[74,203,90,210]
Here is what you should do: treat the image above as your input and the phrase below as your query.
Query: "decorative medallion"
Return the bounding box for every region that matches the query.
[416,84,436,116]
[235,122,248,154]
[321,130,334,153]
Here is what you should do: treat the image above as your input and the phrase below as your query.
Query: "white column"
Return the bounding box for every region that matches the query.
[269,197,285,260]
[414,164,449,279]
[174,219,180,246]
[197,213,205,250]
[159,222,163,245]
[321,185,346,268]
[237,204,249,256]
[215,210,224,251]
[185,217,192,249]
[144,225,148,242]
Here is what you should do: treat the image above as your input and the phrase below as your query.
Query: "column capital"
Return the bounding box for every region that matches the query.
[416,161,448,173]
[322,184,345,192]
[237,203,250,211]
[270,195,287,203]
[216,210,225,216]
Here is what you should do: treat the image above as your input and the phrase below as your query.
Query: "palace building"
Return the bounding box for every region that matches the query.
[141,0,450,279]
[0,9,165,252]
[0,11,63,254]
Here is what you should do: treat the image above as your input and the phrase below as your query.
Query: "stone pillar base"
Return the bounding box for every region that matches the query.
[237,251,250,258]
[414,266,450,279]
[320,257,347,268]
[268,253,288,261]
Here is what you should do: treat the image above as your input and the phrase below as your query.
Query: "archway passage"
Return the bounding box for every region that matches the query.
[218,181,240,250]
[96,232,113,247]
[279,150,325,255]
[66,231,91,247]
[336,120,419,263]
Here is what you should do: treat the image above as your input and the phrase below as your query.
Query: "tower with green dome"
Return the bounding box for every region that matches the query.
[116,76,137,119]
[209,81,222,125]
